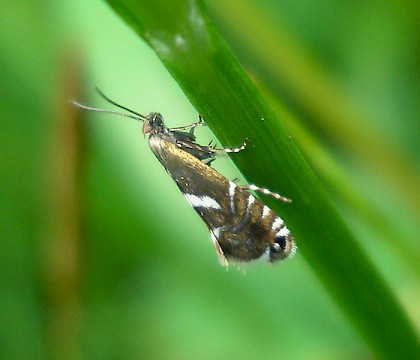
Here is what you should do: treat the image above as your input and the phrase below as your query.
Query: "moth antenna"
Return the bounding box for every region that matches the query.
[95,87,147,120]
[69,99,144,122]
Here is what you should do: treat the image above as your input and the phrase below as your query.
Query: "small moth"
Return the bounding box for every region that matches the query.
[72,90,296,266]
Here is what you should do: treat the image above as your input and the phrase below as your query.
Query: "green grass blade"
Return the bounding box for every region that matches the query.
[103,0,419,358]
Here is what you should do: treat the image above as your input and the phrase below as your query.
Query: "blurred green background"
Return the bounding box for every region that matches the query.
[1,1,418,359]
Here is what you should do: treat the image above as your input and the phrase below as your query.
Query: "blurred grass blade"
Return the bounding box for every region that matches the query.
[41,54,86,359]
[103,0,418,358]
[261,84,420,274]
[208,0,420,217]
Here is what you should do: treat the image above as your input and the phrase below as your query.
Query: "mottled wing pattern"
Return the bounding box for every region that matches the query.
[148,135,296,266]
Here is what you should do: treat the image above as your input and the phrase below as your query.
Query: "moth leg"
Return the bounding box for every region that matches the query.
[175,138,246,167]
[192,139,247,167]
[195,139,246,166]
[205,138,248,155]
[170,115,206,136]
[241,184,292,203]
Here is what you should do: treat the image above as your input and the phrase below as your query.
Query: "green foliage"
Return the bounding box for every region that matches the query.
[1,0,418,359]
[103,0,418,358]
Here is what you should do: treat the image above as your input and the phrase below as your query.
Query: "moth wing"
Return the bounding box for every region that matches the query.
[148,136,295,265]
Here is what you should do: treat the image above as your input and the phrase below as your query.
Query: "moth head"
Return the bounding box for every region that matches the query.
[142,112,165,135]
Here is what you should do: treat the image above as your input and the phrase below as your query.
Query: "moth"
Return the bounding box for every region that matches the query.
[72,90,296,266]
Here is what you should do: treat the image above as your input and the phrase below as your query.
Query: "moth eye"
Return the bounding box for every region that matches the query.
[271,235,286,253]
[150,113,164,127]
